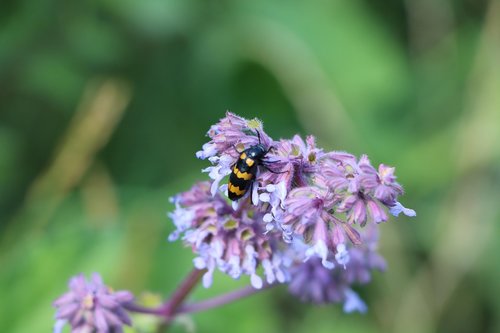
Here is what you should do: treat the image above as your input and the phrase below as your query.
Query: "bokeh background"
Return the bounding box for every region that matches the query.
[1,0,499,332]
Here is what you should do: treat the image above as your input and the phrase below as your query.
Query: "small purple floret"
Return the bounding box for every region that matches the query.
[53,273,134,333]
[288,225,385,311]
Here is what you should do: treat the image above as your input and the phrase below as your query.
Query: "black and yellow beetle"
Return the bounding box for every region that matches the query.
[228,132,280,201]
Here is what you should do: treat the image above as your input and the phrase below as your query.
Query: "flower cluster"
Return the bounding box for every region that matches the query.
[288,225,385,311]
[53,273,133,333]
[169,181,288,289]
[169,112,415,311]
[52,112,415,333]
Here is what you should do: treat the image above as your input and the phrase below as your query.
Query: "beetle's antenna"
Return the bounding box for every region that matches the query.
[256,130,262,144]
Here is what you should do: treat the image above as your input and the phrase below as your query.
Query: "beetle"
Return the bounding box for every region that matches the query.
[228,132,280,201]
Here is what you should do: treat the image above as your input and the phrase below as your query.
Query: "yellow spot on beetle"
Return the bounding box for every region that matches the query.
[246,158,255,167]
[236,170,252,180]
[240,153,247,159]
[229,184,245,195]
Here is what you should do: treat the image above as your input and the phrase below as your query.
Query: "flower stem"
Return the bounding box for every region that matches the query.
[125,272,275,328]
[124,302,162,315]
[124,269,206,319]
[176,283,275,315]
[159,268,206,319]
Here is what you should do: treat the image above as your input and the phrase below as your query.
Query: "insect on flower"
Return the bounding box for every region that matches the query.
[228,131,283,201]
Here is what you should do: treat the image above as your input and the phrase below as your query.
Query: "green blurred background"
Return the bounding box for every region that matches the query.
[1,0,499,332]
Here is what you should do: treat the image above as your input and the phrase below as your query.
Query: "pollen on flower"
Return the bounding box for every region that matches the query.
[247,118,263,130]
[82,294,94,309]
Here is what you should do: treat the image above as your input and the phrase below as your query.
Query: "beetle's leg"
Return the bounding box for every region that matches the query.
[262,165,288,174]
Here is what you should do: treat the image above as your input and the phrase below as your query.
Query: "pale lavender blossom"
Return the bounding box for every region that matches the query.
[283,186,339,268]
[53,273,133,333]
[169,181,288,289]
[288,258,367,309]
[272,134,324,185]
[323,152,415,223]
[274,149,414,268]
[196,112,273,162]
[288,225,385,311]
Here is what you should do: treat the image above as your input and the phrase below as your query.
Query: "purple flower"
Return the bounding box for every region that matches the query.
[53,273,133,333]
[282,186,339,268]
[288,258,367,311]
[337,192,388,225]
[169,182,288,289]
[169,112,416,312]
[196,113,326,205]
[196,113,280,200]
[288,225,385,311]
[358,158,404,205]
[267,134,325,188]
[196,112,273,162]
[192,112,414,263]
[320,153,411,226]
[321,152,362,192]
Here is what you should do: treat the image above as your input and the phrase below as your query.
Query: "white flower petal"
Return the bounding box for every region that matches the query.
[251,184,259,205]
[250,274,263,289]
[53,320,67,333]
[265,184,276,192]
[304,240,335,269]
[343,289,367,313]
[202,271,214,288]
[335,243,350,268]
[263,213,274,223]
[259,193,271,202]
[390,202,416,217]
[193,257,206,269]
